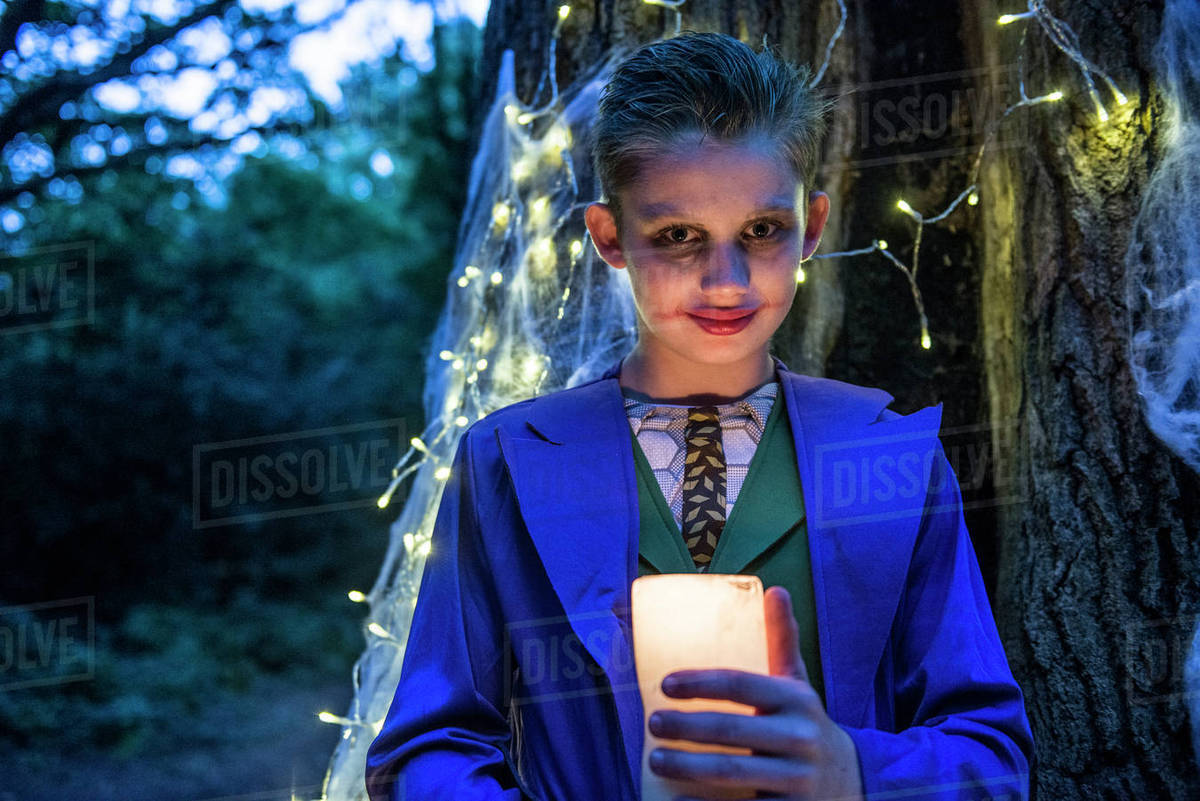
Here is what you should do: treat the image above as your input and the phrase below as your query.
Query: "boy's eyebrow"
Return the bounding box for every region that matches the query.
[636,195,797,221]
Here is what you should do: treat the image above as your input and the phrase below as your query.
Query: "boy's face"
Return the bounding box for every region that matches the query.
[585,135,829,392]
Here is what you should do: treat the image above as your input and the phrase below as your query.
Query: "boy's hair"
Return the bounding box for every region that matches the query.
[591,30,833,237]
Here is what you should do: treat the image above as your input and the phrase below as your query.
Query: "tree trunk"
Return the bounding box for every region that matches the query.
[472,1,1200,796]
[967,0,1200,796]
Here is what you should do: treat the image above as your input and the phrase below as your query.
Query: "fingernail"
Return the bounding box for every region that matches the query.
[650,749,664,769]
[649,712,663,731]
[662,676,678,692]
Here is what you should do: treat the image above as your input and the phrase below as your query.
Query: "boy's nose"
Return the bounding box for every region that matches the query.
[700,241,751,291]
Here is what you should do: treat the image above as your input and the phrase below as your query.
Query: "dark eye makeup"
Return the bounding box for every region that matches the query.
[652,218,790,249]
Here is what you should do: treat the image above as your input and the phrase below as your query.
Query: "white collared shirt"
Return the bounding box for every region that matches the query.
[621,381,779,531]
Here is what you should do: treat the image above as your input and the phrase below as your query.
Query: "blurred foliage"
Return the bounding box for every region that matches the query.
[0,1,481,766]
[0,0,350,205]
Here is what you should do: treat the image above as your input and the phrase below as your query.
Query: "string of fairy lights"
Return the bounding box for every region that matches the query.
[315,0,1130,754]
[811,0,1130,350]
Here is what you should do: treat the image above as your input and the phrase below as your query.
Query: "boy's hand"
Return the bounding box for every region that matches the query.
[647,586,865,801]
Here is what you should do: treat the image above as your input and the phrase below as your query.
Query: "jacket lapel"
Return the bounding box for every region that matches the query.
[780,370,943,728]
[493,372,643,797]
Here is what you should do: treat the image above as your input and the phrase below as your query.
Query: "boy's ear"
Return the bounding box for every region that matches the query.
[584,201,629,270]
[801,190,831,261]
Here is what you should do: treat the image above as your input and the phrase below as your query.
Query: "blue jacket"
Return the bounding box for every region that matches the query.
[365,356,1035,800]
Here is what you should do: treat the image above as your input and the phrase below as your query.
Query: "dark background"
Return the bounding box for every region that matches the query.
[0,5,481,798]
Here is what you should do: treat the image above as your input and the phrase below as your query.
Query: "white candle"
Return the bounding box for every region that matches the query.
[631,573,770,801]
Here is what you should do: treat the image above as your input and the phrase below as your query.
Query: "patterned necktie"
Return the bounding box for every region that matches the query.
[681,406,727,571]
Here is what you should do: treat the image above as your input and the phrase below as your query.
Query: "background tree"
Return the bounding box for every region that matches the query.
[969,0,1200,796]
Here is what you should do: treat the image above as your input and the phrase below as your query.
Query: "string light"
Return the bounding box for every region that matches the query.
[317,711,385,736]
[643,0,688,37]
[809,0,847,88]
[816,2,1118,351]
[996,0,1128,122]
[367,622,397,641]
[896,199,919,221]
[997,11,1034,24]
[529,195,551,226]
[491,201,511,228]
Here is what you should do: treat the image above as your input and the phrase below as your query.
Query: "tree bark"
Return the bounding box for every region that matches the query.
[967,0,1200,796]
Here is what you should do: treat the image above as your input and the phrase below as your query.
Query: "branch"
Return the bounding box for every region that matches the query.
[1,0,356,155]
[0,0,238,148]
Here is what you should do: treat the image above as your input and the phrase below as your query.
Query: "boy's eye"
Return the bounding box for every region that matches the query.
[748,220,779,238]
[659,226,694,245]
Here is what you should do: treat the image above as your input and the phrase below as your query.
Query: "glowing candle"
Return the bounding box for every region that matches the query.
[631,573,769,801]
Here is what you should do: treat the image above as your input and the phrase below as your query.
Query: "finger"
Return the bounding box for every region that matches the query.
[764,586,808,684]
[649,747,814,794]
[662,668,812,713]
[649,708,822,757]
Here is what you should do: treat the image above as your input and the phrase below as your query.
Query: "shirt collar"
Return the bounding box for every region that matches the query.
[621,378,779,435]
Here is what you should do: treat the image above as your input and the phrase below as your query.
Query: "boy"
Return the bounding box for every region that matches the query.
[365,31,1034,801]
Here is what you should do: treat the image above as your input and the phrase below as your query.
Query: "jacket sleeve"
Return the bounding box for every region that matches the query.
[839,437,1036,800]
[364,428,530,801]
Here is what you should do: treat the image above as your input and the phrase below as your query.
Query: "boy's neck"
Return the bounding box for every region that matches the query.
[617,347,776,405]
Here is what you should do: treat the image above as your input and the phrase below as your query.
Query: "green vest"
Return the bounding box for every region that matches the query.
[629,388,825,705]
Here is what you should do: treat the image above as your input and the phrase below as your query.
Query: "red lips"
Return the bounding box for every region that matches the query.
[687,307,758,335]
